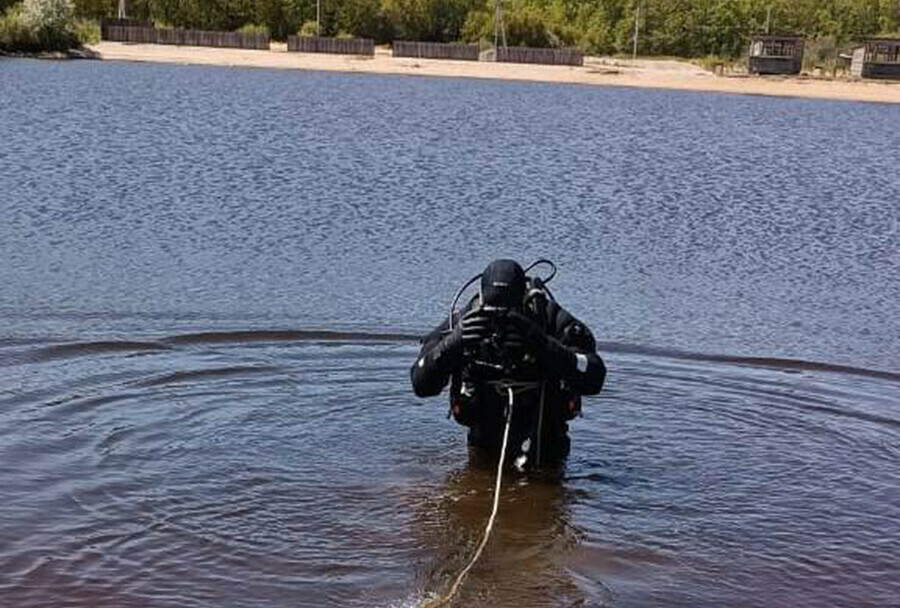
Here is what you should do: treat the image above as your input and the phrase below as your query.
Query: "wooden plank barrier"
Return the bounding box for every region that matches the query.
[104,25,159,44]
[392,41,479,61]
[157,28,270,50]
[101,20,269,49]
[496,46,583,67]
[100,18,152,40]
[286,36,375,56]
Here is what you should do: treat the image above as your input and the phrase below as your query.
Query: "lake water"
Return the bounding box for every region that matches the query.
[1,58,898,607]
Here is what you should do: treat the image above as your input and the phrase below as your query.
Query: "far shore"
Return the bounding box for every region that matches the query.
[83,41,900,105]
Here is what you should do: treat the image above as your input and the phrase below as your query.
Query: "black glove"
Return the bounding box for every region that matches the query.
[502,310,546,352]
[503,311,576,376]
[459,307,493,350]
[433,307,493,369]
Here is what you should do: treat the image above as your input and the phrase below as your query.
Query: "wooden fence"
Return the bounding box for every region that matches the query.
[392,41,479,61]
[100,20,269,49]
[496,47,583,67]
[104,25,159,44]
[157,28,270,50]
[287,36,375,56]
[100,18,155,42]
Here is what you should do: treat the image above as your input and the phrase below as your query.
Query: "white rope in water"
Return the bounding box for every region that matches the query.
[421,387,516,608]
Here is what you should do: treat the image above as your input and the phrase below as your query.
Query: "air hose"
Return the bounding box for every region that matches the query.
[422,381,539,608]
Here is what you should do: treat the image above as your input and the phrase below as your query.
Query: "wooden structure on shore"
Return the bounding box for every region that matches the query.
[851,39,900,80]
[100,18,153,42]
[103,24,158,44]
[496,46,583,67]
[392,41,479,61]
[286,36,374,56]
[99,20,270,50]
[749,35,805,75]
[157,28,269,50]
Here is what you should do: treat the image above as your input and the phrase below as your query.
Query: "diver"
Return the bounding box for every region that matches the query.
[410,259,606,469]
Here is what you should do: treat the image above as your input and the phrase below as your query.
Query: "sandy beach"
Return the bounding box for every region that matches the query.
[86,41,900,104]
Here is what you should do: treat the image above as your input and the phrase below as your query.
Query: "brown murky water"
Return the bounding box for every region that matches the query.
[1,59,898,607]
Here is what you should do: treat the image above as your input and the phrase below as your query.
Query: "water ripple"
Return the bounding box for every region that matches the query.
[0,334,896,607]
[1,59,899,608]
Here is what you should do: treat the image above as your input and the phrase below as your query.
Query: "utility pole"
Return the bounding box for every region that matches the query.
[765,5,772,34]
[632,1,641,64]
[317,0,321,36]
[494,0,507,50]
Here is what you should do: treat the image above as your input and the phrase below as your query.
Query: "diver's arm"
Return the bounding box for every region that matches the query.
[550,305,606,395]
[410,305,493,397]
[506,305,606,395]
[410,320,461,398]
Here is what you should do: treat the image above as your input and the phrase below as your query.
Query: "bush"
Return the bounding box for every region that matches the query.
[23,0,72,30]
[505,8,556,48]
[460,8,491,44]
[298,20,319,37]
[0,4,35,51]
[237,23,268,37]
[578,22,613,55]
[461,6,559,48]
[72,16,96,44]
[24,0,78,49]
[0,0,78,52]
[803,35,840,74]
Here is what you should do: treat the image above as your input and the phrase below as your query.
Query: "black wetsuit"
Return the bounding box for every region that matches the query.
[411,297,606,466]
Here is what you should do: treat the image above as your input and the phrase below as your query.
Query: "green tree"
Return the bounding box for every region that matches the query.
[59,0,900,56]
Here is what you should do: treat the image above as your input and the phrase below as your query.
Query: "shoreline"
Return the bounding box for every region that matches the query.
[1,47,98,60]
[82,41,900,104]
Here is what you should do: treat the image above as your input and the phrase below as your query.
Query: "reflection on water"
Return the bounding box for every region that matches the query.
[1,334,897,607]
[1,58,899,607]
[413,452,596,607]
